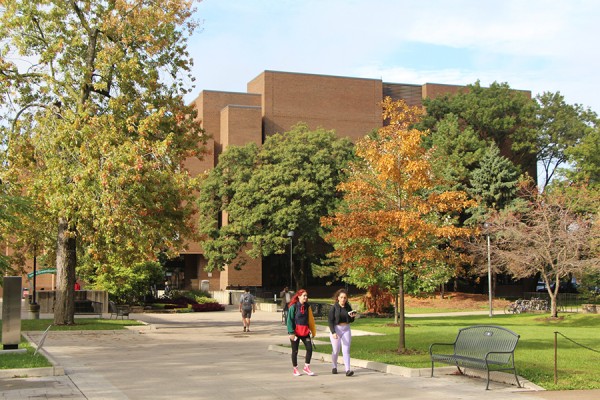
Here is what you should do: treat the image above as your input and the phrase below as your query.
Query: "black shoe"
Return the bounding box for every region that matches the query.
[346,370,354,377]
[332,368,337,374]
[243,327,246,332]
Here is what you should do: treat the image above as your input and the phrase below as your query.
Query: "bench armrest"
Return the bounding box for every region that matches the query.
[429,342,455,355]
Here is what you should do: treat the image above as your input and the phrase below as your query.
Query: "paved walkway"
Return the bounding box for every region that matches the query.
[2,307,600,399]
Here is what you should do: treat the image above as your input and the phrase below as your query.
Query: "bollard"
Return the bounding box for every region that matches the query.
[28,303,41,319]
[1,277,22,350]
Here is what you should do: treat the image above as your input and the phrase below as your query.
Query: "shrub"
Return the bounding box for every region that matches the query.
[192,303,225,312]
[195,296,218,304]
[90,261,164,305]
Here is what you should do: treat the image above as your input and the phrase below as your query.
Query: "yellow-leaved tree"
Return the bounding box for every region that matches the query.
[0,1,205,325]
[322,98,476,352]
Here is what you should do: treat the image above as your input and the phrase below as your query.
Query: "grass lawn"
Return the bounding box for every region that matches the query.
[317,313,600,390]
[0,318,144,370]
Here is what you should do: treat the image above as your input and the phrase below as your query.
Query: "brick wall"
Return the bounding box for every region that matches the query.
[249,70,383,141]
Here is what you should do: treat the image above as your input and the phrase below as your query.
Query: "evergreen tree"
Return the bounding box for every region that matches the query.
[468,143,520,224]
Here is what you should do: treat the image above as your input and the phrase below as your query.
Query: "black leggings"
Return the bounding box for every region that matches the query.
[290,335,313,367]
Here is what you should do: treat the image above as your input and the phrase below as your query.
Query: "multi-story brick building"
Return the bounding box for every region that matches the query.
[5,70,531,298]
[179,70,530,292]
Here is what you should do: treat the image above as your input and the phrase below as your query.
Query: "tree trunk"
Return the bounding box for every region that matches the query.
[549,289,558,318]
[394,290,399,325]
[397,271,406,352]
[54,217,77,325]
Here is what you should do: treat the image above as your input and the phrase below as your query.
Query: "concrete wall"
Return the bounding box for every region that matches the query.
[36,290,109,313]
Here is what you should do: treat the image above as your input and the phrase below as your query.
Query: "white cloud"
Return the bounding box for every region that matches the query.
[188,0,600,112]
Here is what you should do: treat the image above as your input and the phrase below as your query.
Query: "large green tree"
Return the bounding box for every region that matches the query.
[197,124,355,289]
[535,91,598,188]
[0,1,205,324]
[421,80,538,188]
[565,125,600,187]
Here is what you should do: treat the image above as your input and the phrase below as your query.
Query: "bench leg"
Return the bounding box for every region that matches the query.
[431,361,434,377]
[513,367,522,388]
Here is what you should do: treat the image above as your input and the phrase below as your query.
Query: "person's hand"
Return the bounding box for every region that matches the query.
[332,333,338,339]
[289,334,297,341]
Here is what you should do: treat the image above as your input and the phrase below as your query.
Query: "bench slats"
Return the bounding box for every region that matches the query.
[429,325,521,390]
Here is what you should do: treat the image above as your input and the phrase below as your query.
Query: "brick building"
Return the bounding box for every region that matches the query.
[179,70,528,292]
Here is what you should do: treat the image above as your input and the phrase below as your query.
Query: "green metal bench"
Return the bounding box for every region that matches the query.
[109,301,130,319]
[74,300,103,318]
[429,325,522,390]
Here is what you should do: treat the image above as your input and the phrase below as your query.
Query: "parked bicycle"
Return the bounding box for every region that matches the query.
[504,298,549,314]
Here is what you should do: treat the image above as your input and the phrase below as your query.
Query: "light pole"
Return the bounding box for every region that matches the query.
[484,222,493,317]
[287,231,294,289]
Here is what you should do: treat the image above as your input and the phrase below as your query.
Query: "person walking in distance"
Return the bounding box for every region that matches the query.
[279,286,292,321]
[286,289,317,376]
[328,288,357,376]
[239,287,256,332]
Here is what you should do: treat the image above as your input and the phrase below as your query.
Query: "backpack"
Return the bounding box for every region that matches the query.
[241,293,253,310]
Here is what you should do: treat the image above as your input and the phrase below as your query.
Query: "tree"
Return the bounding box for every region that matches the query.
[89,260,164,305]
[488,183,600,317]
[197,124,355,289]
[420,81,536,290]
[535,92,598,188]
[322,98,475,352]
[467,143,521,225]
[421,80,538,183]
[0,1,205,324]
[0,182,32,274]
[565,125,600,187]
[425,113,488,192]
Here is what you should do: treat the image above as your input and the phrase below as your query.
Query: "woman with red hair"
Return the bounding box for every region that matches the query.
[286,289,317,376]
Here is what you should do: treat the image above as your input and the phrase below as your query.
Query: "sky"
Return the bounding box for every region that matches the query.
[186,0,600,114]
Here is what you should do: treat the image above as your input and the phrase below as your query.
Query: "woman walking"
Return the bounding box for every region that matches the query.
[328,288,357,376]
[286,289,317,376]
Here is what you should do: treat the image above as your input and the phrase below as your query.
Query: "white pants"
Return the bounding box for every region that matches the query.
[330,324,351,371]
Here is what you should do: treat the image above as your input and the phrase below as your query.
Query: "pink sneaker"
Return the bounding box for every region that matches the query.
[293,367,301,376]
[303,365,315,376]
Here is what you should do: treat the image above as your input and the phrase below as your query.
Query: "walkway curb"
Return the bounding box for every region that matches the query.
[268,344,545,391]
[2,332,65,379]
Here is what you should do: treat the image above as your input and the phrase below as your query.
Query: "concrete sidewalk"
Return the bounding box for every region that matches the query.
[2,308,599,399]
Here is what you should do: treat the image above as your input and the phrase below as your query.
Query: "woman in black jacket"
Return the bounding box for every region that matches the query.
[328,288,357,376]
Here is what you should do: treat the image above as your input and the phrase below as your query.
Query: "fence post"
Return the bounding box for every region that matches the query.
[554,331,558,384]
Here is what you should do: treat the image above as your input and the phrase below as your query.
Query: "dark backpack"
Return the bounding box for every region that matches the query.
[241,293,253,309]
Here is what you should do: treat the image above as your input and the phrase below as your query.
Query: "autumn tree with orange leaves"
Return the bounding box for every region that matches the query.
[322,98,476,352]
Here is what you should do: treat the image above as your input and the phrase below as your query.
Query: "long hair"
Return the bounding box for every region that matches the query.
[333,288,352,309]
[289,289,307,307]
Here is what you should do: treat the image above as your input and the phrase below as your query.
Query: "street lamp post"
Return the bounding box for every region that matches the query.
[287,231,294,289]
[484,222,493,317]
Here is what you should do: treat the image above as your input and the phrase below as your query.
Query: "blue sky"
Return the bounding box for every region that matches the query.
[187,0,600,114]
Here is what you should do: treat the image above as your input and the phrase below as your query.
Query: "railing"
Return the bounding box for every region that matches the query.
[523,292,580,313]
